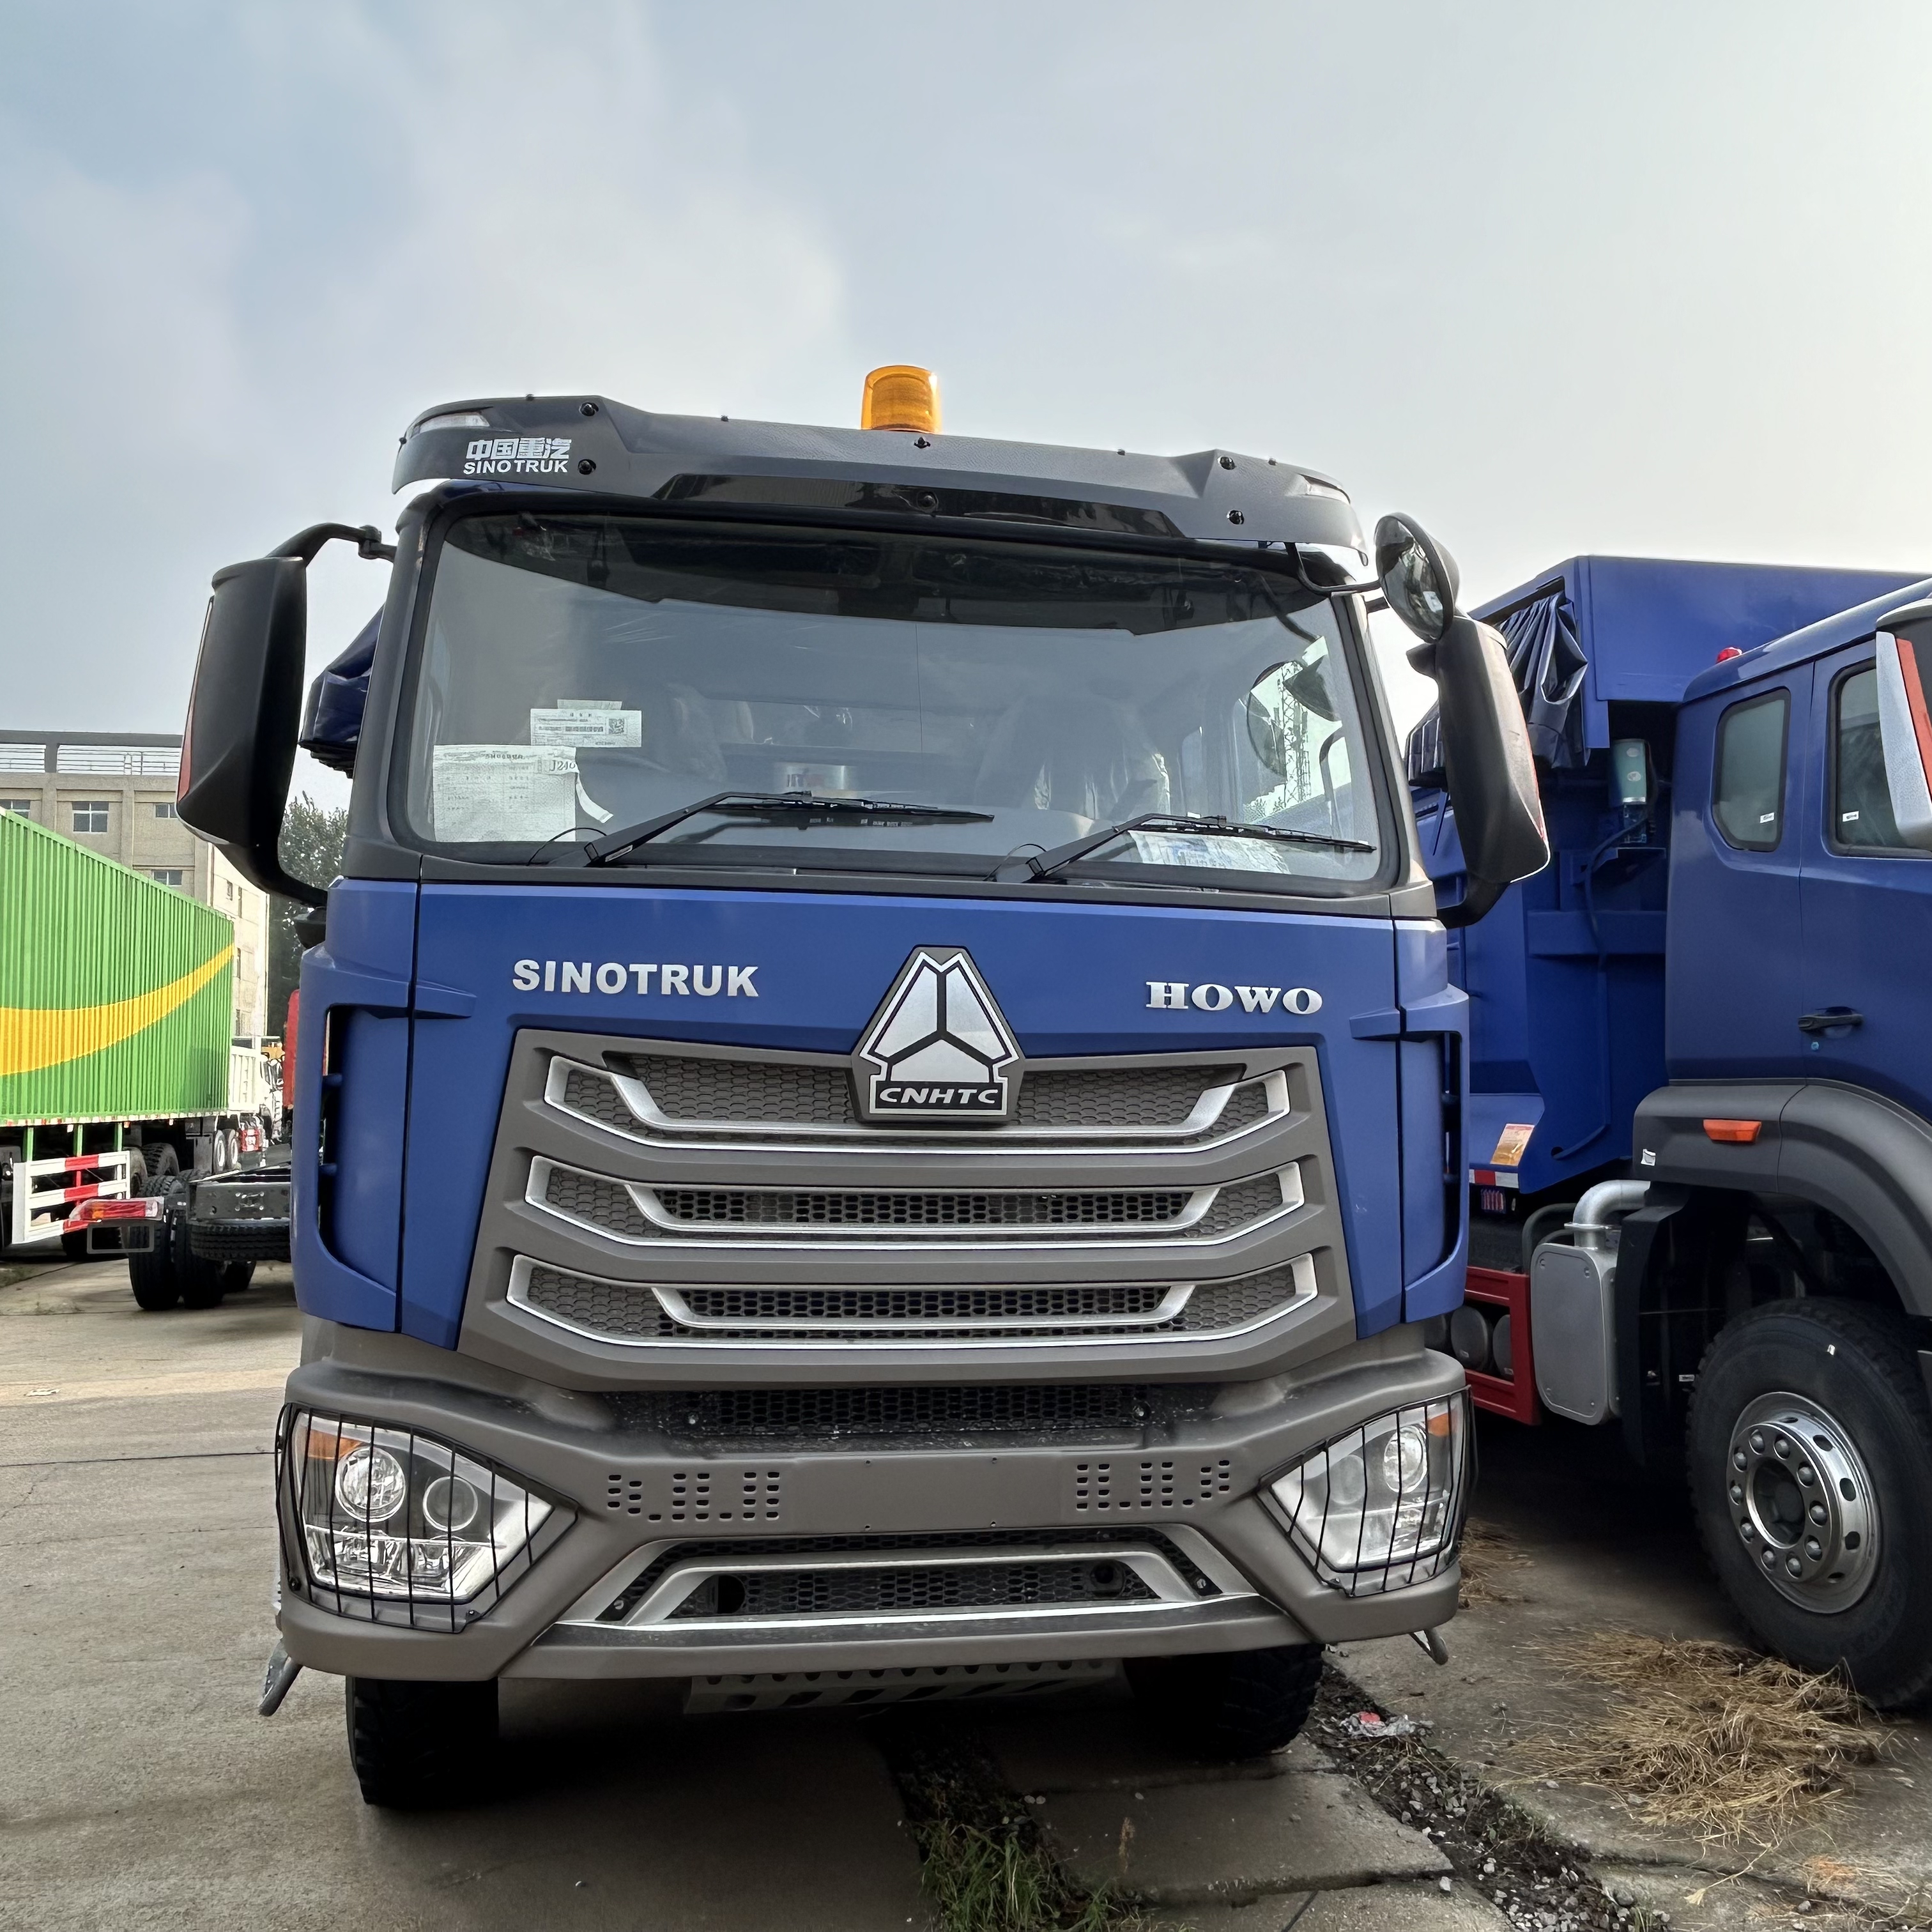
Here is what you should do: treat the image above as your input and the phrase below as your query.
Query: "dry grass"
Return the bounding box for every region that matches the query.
[1457,1519,1530,1607]
[1519,1633,1890,1848]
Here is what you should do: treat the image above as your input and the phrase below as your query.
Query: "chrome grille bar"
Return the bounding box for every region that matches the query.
[505,1252,1318,1349]
[546,1054,1289,1154]
[527,1155,1303,1250]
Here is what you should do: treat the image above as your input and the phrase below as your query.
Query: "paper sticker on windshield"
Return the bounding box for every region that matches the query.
[1490,1122,1535,1169]
[1128,831,1304,872]
[531,705,642,748]
[433,746,578,842]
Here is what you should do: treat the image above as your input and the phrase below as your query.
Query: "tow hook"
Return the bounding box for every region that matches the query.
[1410,1627,1450,1666]
[258,1641,303,1716]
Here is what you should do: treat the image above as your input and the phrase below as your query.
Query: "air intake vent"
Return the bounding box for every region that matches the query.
[511,1254,1315,1345]
[613,1383,1174,1438]
[668,1557,1158,1620]
[551,1052,1282,1150]
[650,1186,1195,1229]
[533,1155,1299,1247]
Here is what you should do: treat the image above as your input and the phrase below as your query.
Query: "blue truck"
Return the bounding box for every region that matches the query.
[1413,555,1932,1705]
[176,369,1546,1805]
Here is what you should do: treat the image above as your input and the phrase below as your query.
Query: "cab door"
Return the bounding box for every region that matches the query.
[1797,645,1932,1114]
[1667,670,1813,1081]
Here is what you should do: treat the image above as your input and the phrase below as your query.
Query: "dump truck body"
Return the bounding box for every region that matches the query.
[1414,556,1932,1705]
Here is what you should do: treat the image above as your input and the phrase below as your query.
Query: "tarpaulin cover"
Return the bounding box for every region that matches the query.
[1406,584,1587,781]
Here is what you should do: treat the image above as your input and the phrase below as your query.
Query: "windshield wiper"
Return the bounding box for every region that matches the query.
[578,792,994,866]
[997,812,1374,882]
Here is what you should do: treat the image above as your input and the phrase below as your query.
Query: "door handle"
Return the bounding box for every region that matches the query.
[1798,1009,1864,1034]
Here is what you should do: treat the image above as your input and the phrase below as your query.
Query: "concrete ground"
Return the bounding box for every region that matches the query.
[4,1256,1928,1930]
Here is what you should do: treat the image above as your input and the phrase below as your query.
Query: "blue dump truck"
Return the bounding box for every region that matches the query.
[1413,556,1932,1705]
[178,369,1547,1805]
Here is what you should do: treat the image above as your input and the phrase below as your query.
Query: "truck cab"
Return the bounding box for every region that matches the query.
[179,374,1544,1805]
[1414,557,1932,1705]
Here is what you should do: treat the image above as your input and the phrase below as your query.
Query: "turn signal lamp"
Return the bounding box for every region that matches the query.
[861,365,942,434]
[1703,1119,1763,1144]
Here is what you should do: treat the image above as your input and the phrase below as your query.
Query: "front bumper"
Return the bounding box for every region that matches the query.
[274,1332,1465,1682]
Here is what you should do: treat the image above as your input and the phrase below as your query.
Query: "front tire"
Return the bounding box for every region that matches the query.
[1126,1643,1323,1759]
[1689,1298,1932,1708]
[346,1677,498,1809]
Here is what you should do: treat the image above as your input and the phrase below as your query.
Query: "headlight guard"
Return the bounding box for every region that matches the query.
[1264,1390,1471,1597]
[277,1407,572,1631]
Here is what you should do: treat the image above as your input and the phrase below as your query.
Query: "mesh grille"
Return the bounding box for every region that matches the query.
[1193,1176,1286,1236]
[1014,1066,1239,1128]
[598,1528,1218,1621]
[1182,1265,1312,1328]
[675,1284,1174,1322]
[667,1558,1157,1620]
[627,1055,854,1124]
[518,1260,1310,1342]
[617,1383,1167,1438]
[1215,1082,1272,1135]
[560,1066,636,1130]
[525,1264,679,1338]
[571,1054,1274,1141]
[545,1166,649,1236]
[542,1166,1289,1243]
[649,1186,1194,1230]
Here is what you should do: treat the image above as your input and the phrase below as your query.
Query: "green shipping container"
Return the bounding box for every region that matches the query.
[0,808,234,1126]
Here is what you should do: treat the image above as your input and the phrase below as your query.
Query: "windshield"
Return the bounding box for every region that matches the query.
[397,512,1390,888]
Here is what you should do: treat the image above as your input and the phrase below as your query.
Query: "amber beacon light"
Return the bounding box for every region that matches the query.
[861,365,942,434]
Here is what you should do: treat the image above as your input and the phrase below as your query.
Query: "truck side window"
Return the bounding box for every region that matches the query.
[1712,690,1788,851]
[1832,664,1911,852]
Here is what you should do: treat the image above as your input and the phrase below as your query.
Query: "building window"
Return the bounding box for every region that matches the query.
[224,878,234,904]
[71,800,111,834]
[150,868,185,887]
[152,801,178,819]
[0,799,31,818]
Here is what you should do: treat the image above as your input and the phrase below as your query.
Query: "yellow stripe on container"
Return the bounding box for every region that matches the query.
[0,947,231,1078]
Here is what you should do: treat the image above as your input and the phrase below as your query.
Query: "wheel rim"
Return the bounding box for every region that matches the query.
[1726,1392,1878,1613]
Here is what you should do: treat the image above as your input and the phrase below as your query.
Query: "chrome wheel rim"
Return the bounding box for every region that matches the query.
[1726,1392,1878,1614]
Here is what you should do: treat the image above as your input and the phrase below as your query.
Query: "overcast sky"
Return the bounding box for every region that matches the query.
[4,1,1930,790]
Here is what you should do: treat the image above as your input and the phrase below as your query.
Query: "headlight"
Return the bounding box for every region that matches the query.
[279,1409,567,1629]
[1266,1392,1470,1596]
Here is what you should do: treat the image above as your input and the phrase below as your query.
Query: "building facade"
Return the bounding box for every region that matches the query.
[0,731,272,1043]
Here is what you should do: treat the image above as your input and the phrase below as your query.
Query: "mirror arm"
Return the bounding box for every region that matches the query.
[270,523,397,565]
[1437,876,1504,930]
[1289,553,1379,599]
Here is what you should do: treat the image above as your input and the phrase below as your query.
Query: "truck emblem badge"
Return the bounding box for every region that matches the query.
[854,948,1021,1123]
[463,434,572,477]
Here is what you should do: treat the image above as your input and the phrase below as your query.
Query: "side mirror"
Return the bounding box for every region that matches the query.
[1874,601,1932,851]
[1375,514,1460,655]
[1375,513,1549,925]
[176,522,393,908]
[178,558,319,905]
